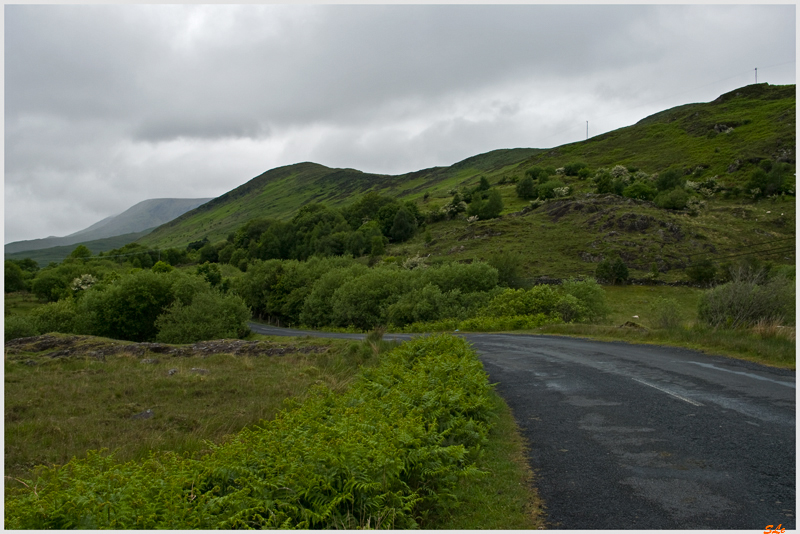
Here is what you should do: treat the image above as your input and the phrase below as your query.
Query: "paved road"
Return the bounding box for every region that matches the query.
[249,323,796,529]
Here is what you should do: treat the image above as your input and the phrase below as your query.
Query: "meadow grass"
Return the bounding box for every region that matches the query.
[4,334,377,484]
[4,332,544,529]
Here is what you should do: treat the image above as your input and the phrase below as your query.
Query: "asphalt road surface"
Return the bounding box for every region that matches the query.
[249,323,796,530]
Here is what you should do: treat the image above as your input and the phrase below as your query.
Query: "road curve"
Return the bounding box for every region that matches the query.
[249,323,796,529]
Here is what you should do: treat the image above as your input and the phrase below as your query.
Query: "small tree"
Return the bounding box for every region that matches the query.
[389,206,417,242]
[516,176,536,200]
[595,257,629,285]
[68,245,92,262]
[686,259,716,286]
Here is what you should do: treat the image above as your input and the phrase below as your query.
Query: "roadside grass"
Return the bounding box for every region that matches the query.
[431,391,545,530]
[4,333,379,485]
[534,323,795,369]
[4,332,544,529]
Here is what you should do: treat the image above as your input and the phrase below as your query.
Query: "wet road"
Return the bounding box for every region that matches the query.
[249,323,796,529]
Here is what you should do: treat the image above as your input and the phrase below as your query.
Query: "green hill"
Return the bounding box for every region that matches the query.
[136,83,794,282]
[139,149,542,248]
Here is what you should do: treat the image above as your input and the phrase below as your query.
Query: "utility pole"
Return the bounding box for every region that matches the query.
[586,121,588,140]
[755,67,758,83]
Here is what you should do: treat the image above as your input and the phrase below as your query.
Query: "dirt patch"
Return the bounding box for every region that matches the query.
[5,335,328,361]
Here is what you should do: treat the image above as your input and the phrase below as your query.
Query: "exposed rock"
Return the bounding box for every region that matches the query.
[191,368,209,375]
[131,409,154,420]
[141,358,160,365]
[167,368,179,376]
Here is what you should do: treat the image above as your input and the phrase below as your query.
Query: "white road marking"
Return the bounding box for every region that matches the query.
[688,361,796,389]
[632,378,704,407]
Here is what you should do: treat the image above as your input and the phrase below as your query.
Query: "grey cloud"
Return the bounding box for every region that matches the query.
[4,4,795,243]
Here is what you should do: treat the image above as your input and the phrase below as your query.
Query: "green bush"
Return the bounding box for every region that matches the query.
[5,335,494,530]
[487,250,524,288]
[536,179,566,199]
[686,259,717,286]
[467,189,503,220]
[30,299,91,336]
[485,285,560,318]
[82,270,176,342]
[4,315,39,342]
[563,161,587,176]
[5,261,27,293]
[31,271,71,302]
[156,291,251,344]
[559,278,610,322]
[594,257,629,285]
[654,187,689,210]
[698,275,795,329]
[622,181,657,201]
[331,267,410,329]
[515,176,536,200]
[655,168,685,192]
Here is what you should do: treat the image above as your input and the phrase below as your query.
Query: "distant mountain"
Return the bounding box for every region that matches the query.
[5,230,156,267]
[5,198,212,254]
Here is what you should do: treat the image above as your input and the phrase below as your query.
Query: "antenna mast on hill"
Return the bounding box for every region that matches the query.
[755,67,758,83]
[586,121,588,140]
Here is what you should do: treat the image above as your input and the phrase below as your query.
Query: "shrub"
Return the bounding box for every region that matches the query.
[563,162,588,176]
[559,278,609,322]
[595,257,629,285]
[488,250,524,288]
[156,291,251,344]
[300,264,369,327]
[389,206,418,242]
[686,259,717,286]
[5,261,27,293]
[486,285,560,317]
[30,299,91,336]
[82,270,176,342]
[515,176,536,200]
[536,180,566,200]
[655,168,685,192]
[419,261,499,294]
[698,275,795,329]
[4,315,39,341]
[653,187,689,210]
[31,271,71,302]
[622,181,657,201]
[331,267,410,329]
[467,189,503,220]
[525,166,549,183]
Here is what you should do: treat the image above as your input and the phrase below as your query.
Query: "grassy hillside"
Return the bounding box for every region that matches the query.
[140,149,542,248]
[136,84,794,281]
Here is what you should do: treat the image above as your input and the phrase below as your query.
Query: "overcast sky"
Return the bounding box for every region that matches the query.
[4,4,796,244]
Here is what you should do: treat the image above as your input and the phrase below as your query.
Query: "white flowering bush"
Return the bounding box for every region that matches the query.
[402,255,428,270]
[555,167,565,175]
[686,198,707,215]
[610,165,629,178]
[71,274,98,292]
[466,215,479,223]
[553,186,571,198]
[684,180,700,191]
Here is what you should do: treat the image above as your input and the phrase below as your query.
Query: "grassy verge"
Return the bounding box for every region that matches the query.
[534,323,795,369]
[4,333,380,485]
[431,391,545,529]
[5,332,543,529]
